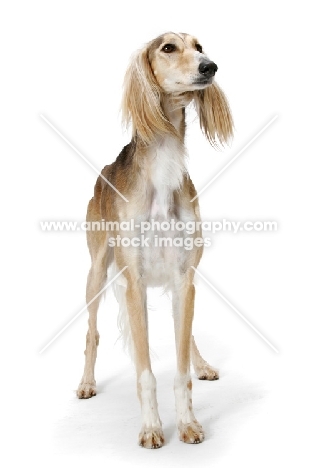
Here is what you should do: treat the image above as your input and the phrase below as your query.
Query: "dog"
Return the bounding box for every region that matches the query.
[77,32,233,448]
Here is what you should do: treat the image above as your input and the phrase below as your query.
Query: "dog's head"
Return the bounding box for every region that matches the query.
[122,32,233,147]
[148,32,217,93]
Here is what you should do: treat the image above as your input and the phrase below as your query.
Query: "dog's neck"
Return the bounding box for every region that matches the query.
[162,92,193,138]
[143,93,192,218]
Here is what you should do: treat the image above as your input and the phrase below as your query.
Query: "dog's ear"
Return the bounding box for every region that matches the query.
[122,48,175,145]
[193,82,234,148]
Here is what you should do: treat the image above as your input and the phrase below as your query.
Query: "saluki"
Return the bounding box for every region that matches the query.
[77,32,233,448]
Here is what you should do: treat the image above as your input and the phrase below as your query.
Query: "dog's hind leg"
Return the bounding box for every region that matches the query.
[77,196,110,399]
[77,239,109,398]
[173,288,219,381]
[191,336,219,381]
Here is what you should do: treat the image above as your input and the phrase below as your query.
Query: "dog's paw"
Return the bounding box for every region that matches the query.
[138,426,165,449]
[178,420,205,444]
[76,381,96,399]
[195,363,219,381]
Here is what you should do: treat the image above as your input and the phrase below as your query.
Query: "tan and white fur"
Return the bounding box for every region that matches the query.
[77,32,233,448]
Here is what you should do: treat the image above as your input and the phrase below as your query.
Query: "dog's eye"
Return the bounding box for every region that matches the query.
[162,44,176,53]
[195,43,203,53]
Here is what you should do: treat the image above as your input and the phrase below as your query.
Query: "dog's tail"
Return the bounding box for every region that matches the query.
[110,264,135,358]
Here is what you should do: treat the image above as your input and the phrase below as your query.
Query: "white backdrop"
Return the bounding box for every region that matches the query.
[1,1,311,466]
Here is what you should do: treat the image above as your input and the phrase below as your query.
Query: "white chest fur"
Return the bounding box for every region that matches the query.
[138,138,191,286]
[148,137,186,217]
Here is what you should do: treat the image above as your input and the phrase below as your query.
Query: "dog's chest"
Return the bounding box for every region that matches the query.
[139,143,193,286]
[148,139,185,216]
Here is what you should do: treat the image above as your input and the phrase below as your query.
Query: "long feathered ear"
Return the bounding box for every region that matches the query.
[121,48,175,145]
[193,82,234,148]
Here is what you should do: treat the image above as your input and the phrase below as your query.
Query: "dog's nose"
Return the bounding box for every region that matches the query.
[198,61,218,77]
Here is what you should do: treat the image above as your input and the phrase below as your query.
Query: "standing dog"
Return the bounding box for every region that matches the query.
[77,32,233,448]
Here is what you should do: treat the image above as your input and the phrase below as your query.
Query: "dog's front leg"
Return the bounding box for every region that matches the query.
[125,275,164,449]
[173,269,205,444]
